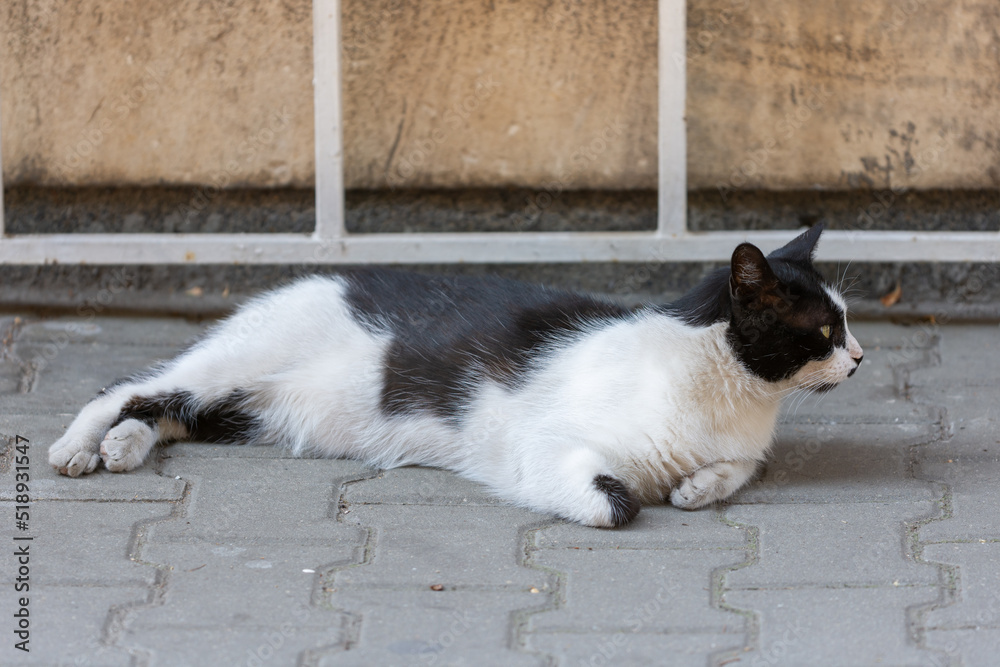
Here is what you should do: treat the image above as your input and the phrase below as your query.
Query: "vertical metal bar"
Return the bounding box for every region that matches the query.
[0,81,5,237]
[312,0,346,239]
[657,0,687,237]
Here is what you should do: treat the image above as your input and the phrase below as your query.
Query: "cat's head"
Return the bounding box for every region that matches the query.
[727,223,863,391]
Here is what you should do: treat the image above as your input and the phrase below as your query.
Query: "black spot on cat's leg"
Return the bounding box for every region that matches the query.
[593,474,641,527]
[116,389,259,444]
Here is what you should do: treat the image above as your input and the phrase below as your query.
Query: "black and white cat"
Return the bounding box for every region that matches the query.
[49,224,862,527]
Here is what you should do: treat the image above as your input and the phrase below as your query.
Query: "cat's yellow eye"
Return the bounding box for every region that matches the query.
[820,325,832,338]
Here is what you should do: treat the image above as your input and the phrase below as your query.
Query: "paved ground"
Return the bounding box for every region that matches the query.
[0,313,998,666]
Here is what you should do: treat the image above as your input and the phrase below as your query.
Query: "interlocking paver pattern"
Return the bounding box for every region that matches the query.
[1,314,998,666]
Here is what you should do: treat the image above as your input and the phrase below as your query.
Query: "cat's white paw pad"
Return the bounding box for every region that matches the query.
[100,420,156,473]
[669,477,708,510]
[49,437,102,477]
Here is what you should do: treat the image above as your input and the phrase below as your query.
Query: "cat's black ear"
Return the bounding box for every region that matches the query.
[768,222,825,263]
[730,243,779,302]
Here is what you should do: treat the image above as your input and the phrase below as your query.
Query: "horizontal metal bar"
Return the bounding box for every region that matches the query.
[0,230,997,264]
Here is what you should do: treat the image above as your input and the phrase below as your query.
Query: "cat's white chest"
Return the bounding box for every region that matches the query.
[530,316,782,495]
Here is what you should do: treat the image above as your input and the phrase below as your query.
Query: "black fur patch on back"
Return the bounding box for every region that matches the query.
[343,269,632,421]
[593,474,641,527]
[659,267,732,327]
[115,389,259,443]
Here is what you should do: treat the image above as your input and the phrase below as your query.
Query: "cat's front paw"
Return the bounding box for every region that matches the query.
[100,419,156,472]
[669,475,712,510]
[49,435,102,477]
[669,460,758,510]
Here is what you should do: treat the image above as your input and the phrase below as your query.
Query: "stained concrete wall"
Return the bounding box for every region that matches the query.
[2,0,998,191]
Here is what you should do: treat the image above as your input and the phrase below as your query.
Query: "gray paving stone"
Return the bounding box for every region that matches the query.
[0,370,19,397]
[130,543,350,629]
[335,504,545,588]
[8,470,185,502]
[923,543,1000,630]
[321,589,544,667]
[528,548,744,633]
[1,412,73,447]
[164,442,301,459]
[925,628,1000,667]
[907,327,1000,385]
[526,631,743,667]
[535,505,745,550]
[1,341,181,412]
[908,385,1000,439]
[343,466,505,506]
[725,587,941,667]
[731,423,937,504]
[0,585,145,667]
[726,502,939,588]
[17,316,207,347]
[152,456,371,541]
[918,455,1000,542]
[922,412,1000,459]
[0,355,21,395]
[0,500,168,586]
[3,314,998,667]
[903,326,1000,422]
[121,625,343,667]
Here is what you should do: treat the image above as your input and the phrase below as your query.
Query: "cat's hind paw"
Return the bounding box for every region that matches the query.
[100,419,157,472]
[49,435,102,477]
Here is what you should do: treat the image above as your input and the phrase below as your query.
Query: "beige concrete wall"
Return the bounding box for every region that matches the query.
[1,0,997,190]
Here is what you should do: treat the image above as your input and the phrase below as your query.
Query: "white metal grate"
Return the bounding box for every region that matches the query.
[0,0,997,264]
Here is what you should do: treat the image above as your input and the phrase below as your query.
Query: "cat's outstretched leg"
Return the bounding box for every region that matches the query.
[669,459,758,509]
[518,448,641,528]
[48,392,126,477]
[50,381,252,476]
